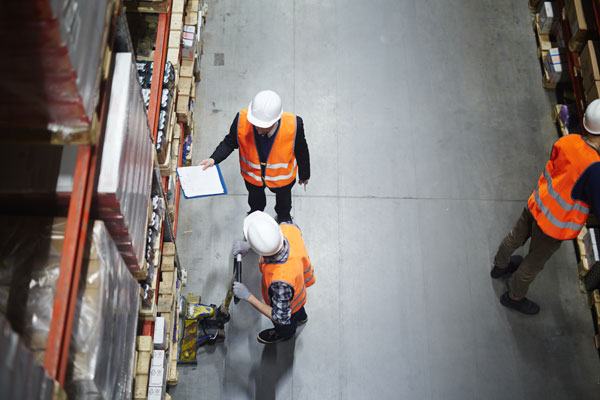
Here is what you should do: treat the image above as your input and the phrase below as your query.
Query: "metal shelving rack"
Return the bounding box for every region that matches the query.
[43,2,121,385]
[42,0,185,387]
[553,0,600,358]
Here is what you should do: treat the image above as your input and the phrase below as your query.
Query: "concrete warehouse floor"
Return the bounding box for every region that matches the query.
[170,1,600,399]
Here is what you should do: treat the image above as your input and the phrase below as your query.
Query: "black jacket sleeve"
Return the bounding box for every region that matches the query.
[209,113,240,164]
[294,116,310,181]
[582,162,600,217]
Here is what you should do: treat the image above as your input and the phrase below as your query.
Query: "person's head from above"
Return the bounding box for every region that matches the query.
[247,90,282,135]
[243,211,284,257]
[584,99,600,137]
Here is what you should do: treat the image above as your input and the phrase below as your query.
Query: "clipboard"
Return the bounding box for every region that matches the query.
[176,165,228,199]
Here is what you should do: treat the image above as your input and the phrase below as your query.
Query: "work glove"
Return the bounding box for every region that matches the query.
[233,282,251,301]
[232,240,251,257]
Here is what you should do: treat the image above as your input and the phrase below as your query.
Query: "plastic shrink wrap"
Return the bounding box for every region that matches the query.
[0,313,62,399]
[67,220,139,399]
[0,1,112,142]
[0,218,139,399]
[97,52,153,276]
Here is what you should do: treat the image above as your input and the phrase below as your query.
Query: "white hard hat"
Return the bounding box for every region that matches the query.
[247,90,283,128]
[584,99,600,135]
[243,211,283,256]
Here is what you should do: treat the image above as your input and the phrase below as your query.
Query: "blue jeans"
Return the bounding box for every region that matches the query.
[274,306,307,338]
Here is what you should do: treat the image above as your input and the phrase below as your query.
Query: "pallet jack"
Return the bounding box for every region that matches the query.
[178,254,242,364]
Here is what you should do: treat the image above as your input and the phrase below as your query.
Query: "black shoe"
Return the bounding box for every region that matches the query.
[275,214,293,224]
[257,329,291,344]
[297,317,308,325]
[490,255,524,279]
[500,291,540,315]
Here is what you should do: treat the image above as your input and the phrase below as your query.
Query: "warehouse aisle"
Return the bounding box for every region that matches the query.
[171,1,600,399]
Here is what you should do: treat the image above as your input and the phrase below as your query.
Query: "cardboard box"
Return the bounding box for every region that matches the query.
[581,41,600,93]
[180,59,194,77]
[172,0,185,14]
[163,242,176,256]
[181,25,196,59]
[134,375,149,400]
[161,254,175,272]
[149,351,166,387]
[566,0,596,52]
[179,77,193,97]
[170,13,183,32]
[147,386,164,400]
[136,351,151,375]
[154,317,166,350]
[544,48,568,83]
[137,336,153,352]
[539,2,555,34]
[168,31,182,49]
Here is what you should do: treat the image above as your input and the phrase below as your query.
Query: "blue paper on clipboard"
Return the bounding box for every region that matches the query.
[177,165,228,199]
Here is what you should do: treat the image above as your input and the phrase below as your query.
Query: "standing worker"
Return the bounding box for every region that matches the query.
[491,99,600,315]
[199,90,310,223]
[232,211,315,344]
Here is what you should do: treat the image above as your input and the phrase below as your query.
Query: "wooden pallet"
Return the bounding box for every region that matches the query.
[577,226,591,277]
[134,336,153,400]
[124,0,170,13]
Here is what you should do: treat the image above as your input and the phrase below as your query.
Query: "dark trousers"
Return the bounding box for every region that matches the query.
[273,306,307,339]
[244,180,295,219]
[493,207,563,298]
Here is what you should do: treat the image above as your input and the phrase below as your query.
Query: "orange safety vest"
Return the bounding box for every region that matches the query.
[259,224,315,314]
[528,134,600,240]
[237,110,297,188]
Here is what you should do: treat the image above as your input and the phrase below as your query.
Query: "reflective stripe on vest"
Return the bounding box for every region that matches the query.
[527,135,600,240]
[260,224,315,314]
[237,110,297,188]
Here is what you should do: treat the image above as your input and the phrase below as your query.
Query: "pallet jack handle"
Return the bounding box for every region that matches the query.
[234,254,242,304]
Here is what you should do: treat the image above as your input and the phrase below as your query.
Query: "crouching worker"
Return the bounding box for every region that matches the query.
[232,211,315,344]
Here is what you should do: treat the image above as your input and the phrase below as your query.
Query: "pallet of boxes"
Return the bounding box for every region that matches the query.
[158,242,181,388]
[133,242,180,399]
[177,0,203,164]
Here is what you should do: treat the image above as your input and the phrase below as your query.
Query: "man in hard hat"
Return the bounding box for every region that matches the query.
[491,99,600,315]
[199,90,310,223]
[231,211,315,344]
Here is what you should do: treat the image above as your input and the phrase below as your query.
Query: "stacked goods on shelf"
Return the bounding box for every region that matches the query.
[0,217,67,363]
[134,336,152,400]
[588,289,600,350]
[577,226,600,291]
[68,221,140,399]
[167,0,186,68]
[139,189,166,321]
[580,41,600,102]
[564,0,597,52]
[138,61,177,166]
[0,218,139,399]
[544,48,569,85]
[97,53,154,277]
[0,1,114,143]
[539,2,557,35]
[124,0,171,14]
[551,103,581,135]
[0,313,66,399]
[157,242,181,387]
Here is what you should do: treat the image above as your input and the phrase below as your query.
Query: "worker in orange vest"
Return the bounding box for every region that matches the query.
[491,99,600,315]
[199,90,310,223]
[232,211,315,344]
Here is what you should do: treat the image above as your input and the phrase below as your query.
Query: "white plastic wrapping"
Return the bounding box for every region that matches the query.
[97,52,153,274]
[67,221,139,399]
[0,218,139,400]
[0,2,111,138]
[0,313,57,399]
